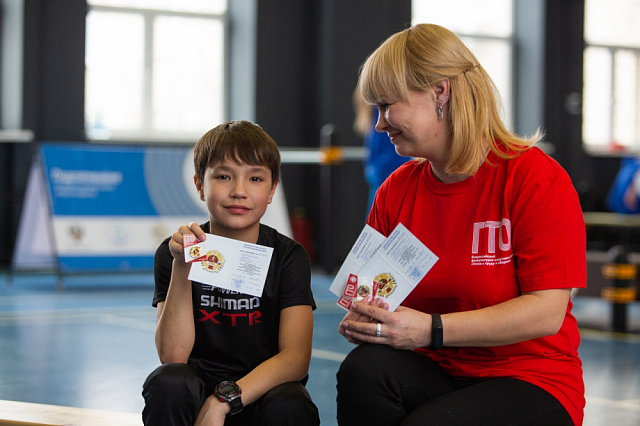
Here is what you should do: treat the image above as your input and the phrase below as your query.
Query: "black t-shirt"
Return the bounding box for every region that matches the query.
[153,222,315,382]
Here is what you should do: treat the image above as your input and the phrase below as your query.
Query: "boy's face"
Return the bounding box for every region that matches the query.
[195,159,277,242]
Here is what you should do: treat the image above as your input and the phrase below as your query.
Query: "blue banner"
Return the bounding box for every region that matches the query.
[38,143,207,273]
[41,143,206,216]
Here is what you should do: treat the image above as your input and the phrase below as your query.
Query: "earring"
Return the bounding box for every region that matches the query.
[436,93,450,122]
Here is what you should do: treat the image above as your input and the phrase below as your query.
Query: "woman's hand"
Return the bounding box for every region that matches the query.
[194,395,229,426]
[338,297,388,344]
[168,222,207,265]
[341,301,432,350]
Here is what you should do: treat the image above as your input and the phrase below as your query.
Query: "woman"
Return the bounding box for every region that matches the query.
[337,24,586,426]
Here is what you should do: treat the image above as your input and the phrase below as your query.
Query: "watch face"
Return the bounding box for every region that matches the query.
[217,381,241,398]
[215,381,243,415]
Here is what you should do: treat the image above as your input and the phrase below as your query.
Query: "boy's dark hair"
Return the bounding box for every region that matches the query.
[193,120,281,185]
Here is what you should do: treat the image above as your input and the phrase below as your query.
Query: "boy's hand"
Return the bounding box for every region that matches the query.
[168,222,207,266]
[194,395,228,426]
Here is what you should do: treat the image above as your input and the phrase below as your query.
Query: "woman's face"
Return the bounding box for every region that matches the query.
[374,88,451,164]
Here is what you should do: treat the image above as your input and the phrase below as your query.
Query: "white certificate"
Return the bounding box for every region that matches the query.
[329,224,387,297]
[357,223,438,311]
[184,233,273,297]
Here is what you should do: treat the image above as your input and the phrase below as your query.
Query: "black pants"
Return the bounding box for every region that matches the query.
[336,344,573,426]
[142,363,320,426]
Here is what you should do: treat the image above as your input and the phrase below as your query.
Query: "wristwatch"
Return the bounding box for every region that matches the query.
[430,313,443,350]
[214,381,243,415]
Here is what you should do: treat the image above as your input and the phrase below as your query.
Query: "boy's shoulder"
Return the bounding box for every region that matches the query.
[258,223,311,264]
[257,223,302,251]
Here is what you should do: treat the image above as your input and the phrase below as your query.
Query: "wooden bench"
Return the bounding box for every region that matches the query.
[0,400,142,426]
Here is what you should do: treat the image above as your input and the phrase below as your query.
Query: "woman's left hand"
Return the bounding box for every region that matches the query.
[341,301,432,350]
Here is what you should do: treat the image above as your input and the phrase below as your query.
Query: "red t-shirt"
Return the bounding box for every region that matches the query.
[368,147,586,425]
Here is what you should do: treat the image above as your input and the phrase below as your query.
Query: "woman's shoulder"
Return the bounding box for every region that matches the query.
[506,146,571,183]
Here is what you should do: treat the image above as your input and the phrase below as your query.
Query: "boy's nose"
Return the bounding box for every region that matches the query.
[231,182,247,197]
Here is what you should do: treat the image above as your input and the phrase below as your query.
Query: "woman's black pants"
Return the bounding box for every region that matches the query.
[336,344,573,426]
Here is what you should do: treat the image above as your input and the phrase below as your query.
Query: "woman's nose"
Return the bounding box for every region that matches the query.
[375,112,388,132]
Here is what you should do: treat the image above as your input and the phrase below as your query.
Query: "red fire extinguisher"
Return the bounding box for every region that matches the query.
[290,206,315,263]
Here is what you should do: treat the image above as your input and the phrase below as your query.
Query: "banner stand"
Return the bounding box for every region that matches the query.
[11,143,291,289]
[11,149,65,288]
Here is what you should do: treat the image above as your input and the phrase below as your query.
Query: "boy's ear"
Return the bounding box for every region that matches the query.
[267,180,279,204]
[194,175,205,201]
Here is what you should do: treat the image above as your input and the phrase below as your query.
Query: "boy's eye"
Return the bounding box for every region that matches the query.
[250,176,264,182]
[215,175,230,180]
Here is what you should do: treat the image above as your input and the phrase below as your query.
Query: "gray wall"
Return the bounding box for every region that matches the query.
[0,0,621,268]
[253,0,411,270]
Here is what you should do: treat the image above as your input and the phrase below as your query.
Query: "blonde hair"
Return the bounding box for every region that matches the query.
[357,23,542,175]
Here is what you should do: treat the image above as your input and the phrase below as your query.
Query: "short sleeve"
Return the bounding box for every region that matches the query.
[152,236,173,307]
[277,242,315,311]
[510,155,587,291]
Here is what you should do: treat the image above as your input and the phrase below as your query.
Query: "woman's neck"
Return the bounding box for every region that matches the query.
[429,162,470,183]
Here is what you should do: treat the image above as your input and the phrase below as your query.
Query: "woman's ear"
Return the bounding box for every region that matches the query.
[194,175,205,201]
[434,79,451,103]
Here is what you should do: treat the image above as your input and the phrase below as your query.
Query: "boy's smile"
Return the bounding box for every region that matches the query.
[195,160,277,243]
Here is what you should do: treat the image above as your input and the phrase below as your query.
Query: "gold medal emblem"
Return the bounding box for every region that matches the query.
[357,285,371,298]
[373,272,396,297]
[189,246,202,259]
[202,250,225,272]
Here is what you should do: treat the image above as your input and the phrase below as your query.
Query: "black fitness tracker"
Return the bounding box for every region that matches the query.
[214,381,243,415]
[430,313,443,350]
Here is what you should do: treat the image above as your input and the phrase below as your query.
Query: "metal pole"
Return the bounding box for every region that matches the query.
[319,124,335,274]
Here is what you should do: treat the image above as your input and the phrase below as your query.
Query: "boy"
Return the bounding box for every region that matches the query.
[142,121,320,426]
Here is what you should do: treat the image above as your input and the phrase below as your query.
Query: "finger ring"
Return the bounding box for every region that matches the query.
[376,322,382,337]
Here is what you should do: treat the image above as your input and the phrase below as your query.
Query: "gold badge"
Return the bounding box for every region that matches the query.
[202,250,225,272]
[189,245,202,259]
[373,272,396,297]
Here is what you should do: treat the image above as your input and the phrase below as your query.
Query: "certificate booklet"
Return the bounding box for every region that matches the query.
[329,225,387,297]
[332,223,438,311]
[183,233,273,297]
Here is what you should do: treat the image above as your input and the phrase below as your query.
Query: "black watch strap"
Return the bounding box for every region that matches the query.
[430,313,443,350]
[226,395,243,416]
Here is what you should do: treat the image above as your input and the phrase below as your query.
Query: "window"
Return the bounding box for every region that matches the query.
[583,0,640,154]
[412,0,514,126]
[85,0,227,142]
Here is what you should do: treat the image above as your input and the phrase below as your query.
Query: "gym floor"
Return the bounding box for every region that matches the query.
[1,271,639,425]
